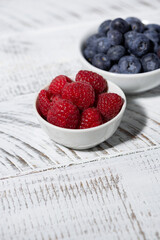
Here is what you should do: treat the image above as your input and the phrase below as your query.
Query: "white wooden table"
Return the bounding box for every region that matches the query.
[0,0,160,239]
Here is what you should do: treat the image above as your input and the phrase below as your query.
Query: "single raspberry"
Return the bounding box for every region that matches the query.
[75,70,108,94]
[49,94,62,109]
[97,93,123,121]
[37,89,51,118]
[48,75,72,95]
[51,94,62,104]
[62,81,95,110]
[79,108,103,129]
[47,99,80,129]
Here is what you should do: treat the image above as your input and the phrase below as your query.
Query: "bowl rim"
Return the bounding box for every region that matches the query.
[79,22,160,77]
[34,80,126,133]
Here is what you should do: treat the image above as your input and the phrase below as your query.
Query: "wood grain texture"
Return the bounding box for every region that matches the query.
[1,0,160,239]
[0,0,159,36]
[0,147,160,240]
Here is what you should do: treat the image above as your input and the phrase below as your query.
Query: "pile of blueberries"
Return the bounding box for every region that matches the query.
[83,17,160,74]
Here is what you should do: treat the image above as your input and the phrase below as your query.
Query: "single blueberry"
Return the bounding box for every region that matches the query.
[141,53,160,72]
[107,30,123,46]
[110,18,130,33]
[98,20,112,35]
[86,33,104,47]
[118,55,141,74]
[125,17,145,32]
[92,53,111,70]
[109,64,120,73]
[127,34,151,57]
[96,37,111,53]
[143,30,159,43]
[145,24,160,33]
[83,46,96,62]
[107,45,125,61]
[124,31,139,48]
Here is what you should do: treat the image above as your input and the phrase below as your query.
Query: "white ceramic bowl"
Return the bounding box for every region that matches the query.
[79,25,160,94]
[34,81,126,150]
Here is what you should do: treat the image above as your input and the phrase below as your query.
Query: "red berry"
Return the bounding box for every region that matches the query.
[48,75,72,95]
[51,94,62,104]
[76,70,107,94]
[97,93,123,121]
[37,90,51,118]
[49,94,62,109]
[79,108,103,129]
[62,81,95,110]
[47,99,80,129]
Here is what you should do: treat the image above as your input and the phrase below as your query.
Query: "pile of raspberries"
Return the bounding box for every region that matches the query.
[37,70,123,129]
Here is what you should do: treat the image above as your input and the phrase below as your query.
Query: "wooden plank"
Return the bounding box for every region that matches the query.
[0,147,160,240]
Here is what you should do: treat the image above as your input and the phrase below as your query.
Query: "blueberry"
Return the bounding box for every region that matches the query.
[143,30,159,43]
[153,42,159,53]
[145,24,160,33]
[118,55,141,74]
[107,30,123,46]
[125,17,144,32]
[141,53,160,72]
[109,64,120,73]
[124,31,139,48]
[127,34,151,57]
[96,37,111,53]
[98,20,112,35]
[107,45,125,61]
[83,46,96,62]
[86,33,104,47]
[92,53,111,70]
[110,18,130,33]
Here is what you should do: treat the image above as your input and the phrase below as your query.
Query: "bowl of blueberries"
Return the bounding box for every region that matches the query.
[79,17,160,94]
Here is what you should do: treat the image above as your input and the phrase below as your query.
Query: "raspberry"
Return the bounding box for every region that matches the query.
[37,90,51,118]
[62,81,95,110]
[79,108,103,129]
[48,75,72,95]
[97,93,123,121]
[49,94,62,110]
[75,70,107,94]
[50,94,62,104]
[47,99,79,129]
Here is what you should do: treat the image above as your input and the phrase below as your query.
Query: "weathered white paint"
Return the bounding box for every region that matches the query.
[0,0,160,239]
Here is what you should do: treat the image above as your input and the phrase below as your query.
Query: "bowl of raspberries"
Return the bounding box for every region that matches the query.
[35,70,126,149]
[80,17,160,94]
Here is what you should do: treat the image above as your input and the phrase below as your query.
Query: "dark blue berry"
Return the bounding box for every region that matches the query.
[141,53,160,72]
[83,46,96,62]
[96,37,111,53]
[127,34,151,57]
[124,31,139,48]
[107,45,125,61]
[107,30,123,46]
[110,18,130,34]
[125,17,144,32]
[153,42,159,53]
[109,64,120,73]
[143,30,159,43]
[92,53,111,70]
[98,20,112,35]
[118,55,141,74]
[145,24,160,33]
[86,33,104,47]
